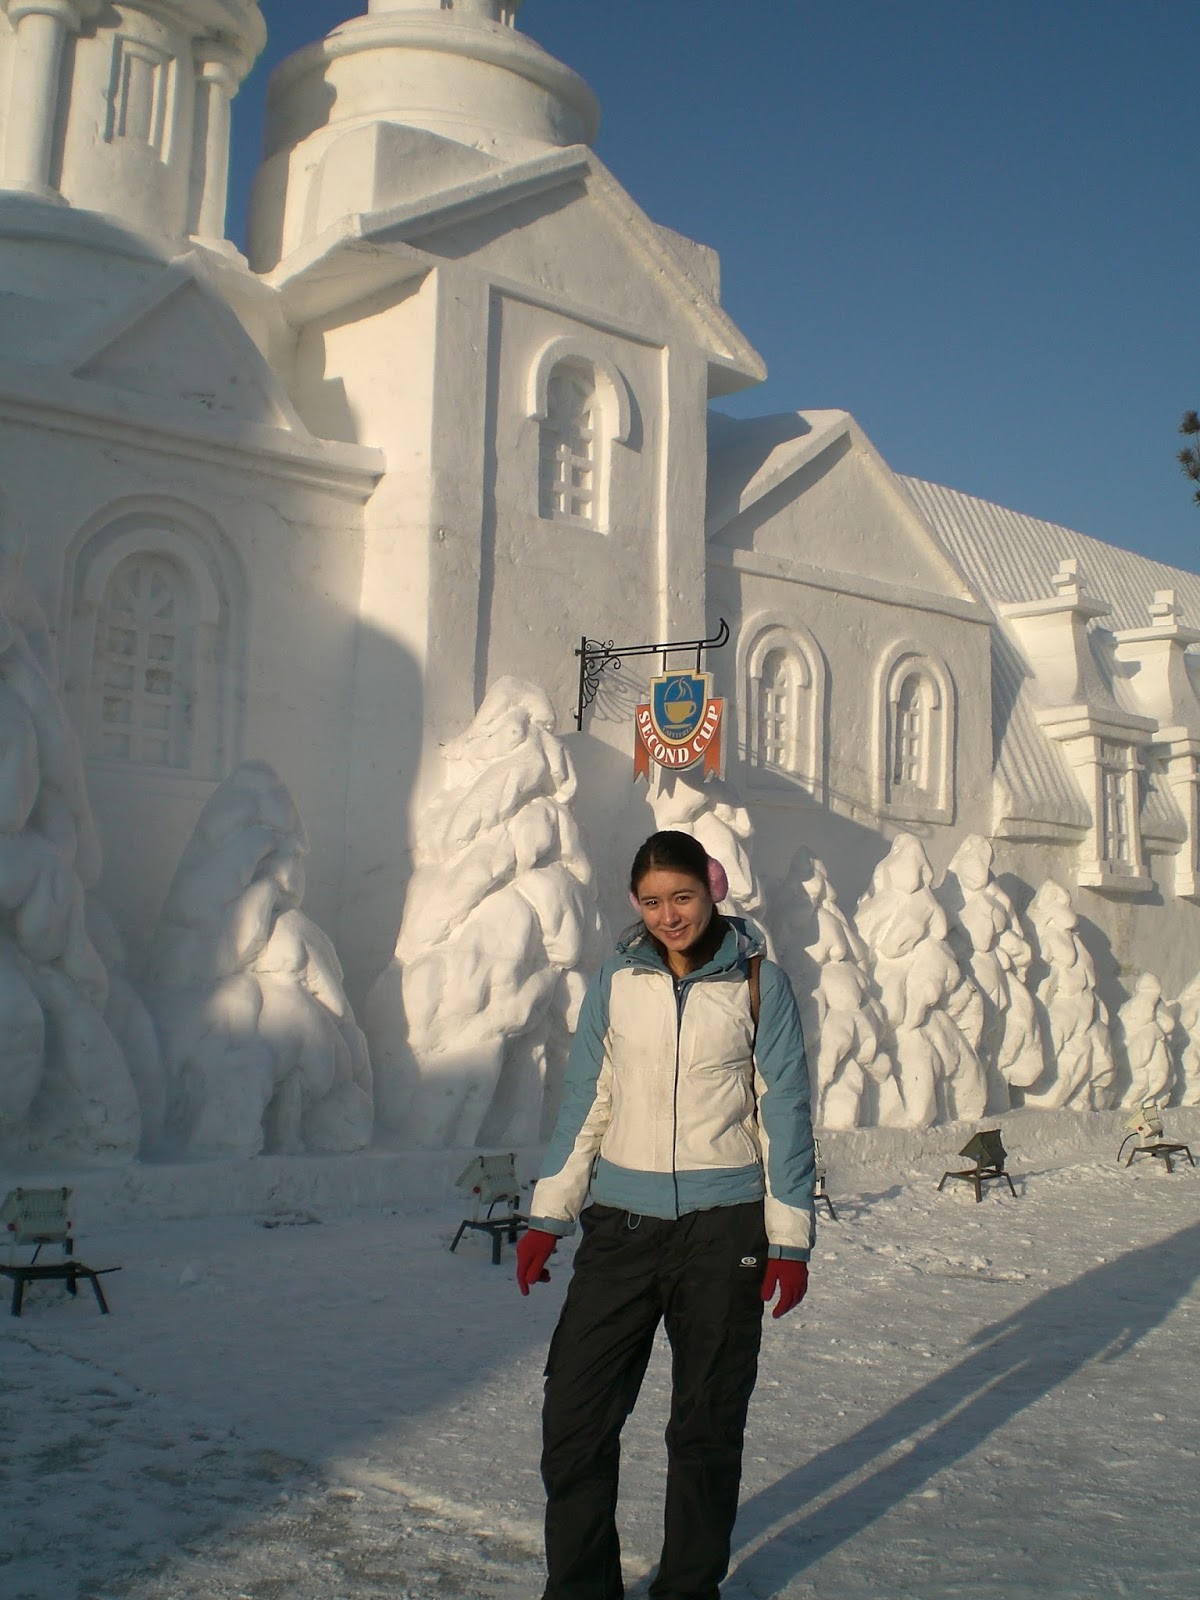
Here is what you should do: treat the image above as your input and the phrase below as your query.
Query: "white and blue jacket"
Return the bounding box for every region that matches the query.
[528,917,815,1260]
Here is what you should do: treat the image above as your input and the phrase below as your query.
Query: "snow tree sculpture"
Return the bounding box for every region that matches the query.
[855,833,985,1128]
[1116,973,1176,1107]
[145,761,372,1158]
[366,678,604,1149]
[1172,972,1200,1106]
[774,846,896,1128]
[0,568,143,1163]
[937,833,1043,1111]
[1023,879,1116,1111]
[649,769,773,947]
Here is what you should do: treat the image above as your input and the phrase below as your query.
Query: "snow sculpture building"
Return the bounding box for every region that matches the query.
[4,0,1200,1158]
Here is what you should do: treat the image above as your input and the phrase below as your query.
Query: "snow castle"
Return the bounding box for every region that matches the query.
[3,0,1200,1164]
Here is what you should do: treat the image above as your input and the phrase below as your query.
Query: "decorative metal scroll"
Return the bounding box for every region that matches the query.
[573,618,730,731]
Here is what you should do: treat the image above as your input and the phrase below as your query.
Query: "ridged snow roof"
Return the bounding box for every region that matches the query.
[901,477,1198,842]
[900,477,1200,631]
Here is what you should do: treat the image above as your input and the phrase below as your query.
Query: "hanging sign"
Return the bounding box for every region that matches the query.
[634,669,724,779]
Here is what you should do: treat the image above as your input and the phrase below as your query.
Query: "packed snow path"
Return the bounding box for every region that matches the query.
[2,1131,1198,1599]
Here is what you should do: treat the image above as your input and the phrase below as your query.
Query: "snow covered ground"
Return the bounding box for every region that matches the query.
[3,1110,1198,1600]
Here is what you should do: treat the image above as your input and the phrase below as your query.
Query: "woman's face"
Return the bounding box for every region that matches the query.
[635,867,714,964]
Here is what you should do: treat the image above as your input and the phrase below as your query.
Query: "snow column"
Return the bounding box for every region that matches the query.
[1,0,91,196]
[188,43,238,240]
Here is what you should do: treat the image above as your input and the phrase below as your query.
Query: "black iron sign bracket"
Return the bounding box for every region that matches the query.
[573,618,730,731]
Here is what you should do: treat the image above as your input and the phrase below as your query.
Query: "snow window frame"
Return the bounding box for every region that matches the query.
[91,553,195,769]
[528,337,632,535]
[741,620,826,798]
[63,501,244,782]
[875,643,956,823]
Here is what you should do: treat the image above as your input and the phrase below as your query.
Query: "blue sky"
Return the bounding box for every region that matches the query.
[233,2,1199,571]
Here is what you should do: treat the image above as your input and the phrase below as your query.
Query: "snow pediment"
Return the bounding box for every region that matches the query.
[61,261,307,435]
[272,146,764,392]
[707,409,985,613]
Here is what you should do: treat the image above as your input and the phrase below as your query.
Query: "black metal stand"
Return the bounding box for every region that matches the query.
[574,618,729,730]
[814,1180,837,1221]
[937,1162,1017,1203]
[2,1260,120,1317]
[450,1210,528,1265]
[1125,1141,1195,1174]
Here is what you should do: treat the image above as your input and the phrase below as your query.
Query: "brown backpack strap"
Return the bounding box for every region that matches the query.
[747,954,762,1049]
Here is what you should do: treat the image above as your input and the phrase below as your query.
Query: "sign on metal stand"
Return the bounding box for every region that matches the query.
[572,619,730,780]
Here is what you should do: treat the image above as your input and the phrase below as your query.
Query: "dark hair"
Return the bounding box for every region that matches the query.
[629,830,710,895]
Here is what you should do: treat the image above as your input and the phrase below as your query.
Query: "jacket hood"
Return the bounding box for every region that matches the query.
[615,914,766,975]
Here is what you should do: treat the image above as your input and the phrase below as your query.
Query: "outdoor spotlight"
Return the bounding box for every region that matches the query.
[958,1129,1007,1168]
[1118,1101,1195,1173]
[813,1137,836,1220]
[1124,1100,1164,1145]
[938,1128,1018,1202]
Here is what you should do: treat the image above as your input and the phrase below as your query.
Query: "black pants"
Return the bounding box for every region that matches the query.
[541,1201,768,1600]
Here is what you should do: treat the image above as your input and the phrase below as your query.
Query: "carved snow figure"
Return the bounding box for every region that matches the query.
[0,554,139,1163]
[146,762,372,1158]
[1023,880,1116,1110]
[86,899,168,1153]
[649,769,772,947]
[855,833,985,1128]
[1117,974,1176,1108]
[774,846,896,1128]
[366,678,604,1149]
[1171,972,1200,1106]
[937,834,1043,1111]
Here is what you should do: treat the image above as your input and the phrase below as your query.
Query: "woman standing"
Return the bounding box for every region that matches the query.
[517,830,815,1600]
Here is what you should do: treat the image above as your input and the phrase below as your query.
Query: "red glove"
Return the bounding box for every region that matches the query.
[516,1228,557,1295]
[761,1259,808,1319]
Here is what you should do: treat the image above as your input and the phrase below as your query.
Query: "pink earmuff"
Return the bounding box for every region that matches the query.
[630,856,729,913]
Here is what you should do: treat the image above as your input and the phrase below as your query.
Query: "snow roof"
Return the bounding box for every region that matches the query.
[901,477,1198,843]
[900,477,1200,632]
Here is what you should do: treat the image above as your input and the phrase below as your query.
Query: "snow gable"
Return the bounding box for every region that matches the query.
[708,410,982,608]
[62,261,307,434]
[272,149,765,397]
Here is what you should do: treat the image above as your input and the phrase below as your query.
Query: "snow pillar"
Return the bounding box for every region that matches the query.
[189,44,238,241]
[1,0,86,197]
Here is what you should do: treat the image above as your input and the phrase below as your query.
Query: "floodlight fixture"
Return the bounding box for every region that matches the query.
[1118,1102,1195,1174]
[1124,1100,1164,1145]
[449,1152,528,1264]
[938,1128,1018,1203]
[812,1137,837,1221]
[959,1129,1007,1168]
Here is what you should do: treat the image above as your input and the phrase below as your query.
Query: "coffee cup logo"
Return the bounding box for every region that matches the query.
[635,670,724,779]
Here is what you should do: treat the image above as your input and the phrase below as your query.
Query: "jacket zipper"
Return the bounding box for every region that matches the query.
[671,973,684,1218]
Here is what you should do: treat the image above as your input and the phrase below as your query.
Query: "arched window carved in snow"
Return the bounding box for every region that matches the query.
[876,646,955,822]
[528,339,632,534]
[891,672,933,790]
[743,622,825,796]
[63,502,244,781]
[538,363,598,525]
[92,555,192,768]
